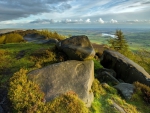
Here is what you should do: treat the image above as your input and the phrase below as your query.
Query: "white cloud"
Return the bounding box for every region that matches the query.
[79,19,83,22]
[61,18,85,23]
[110,19,118,23]
[85,18,91,23]
[65,19,72,23]
[97,18,104,24]
[134,19,139,22]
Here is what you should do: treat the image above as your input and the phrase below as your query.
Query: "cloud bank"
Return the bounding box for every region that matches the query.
[0,0,150,28]
[0,0,71,21]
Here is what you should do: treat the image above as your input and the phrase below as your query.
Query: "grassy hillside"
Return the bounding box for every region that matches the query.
[0,29,150,113]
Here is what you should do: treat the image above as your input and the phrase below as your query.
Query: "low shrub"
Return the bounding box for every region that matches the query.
[91,79,105,98]
[0,35,6,44]
[30,48,57,68]
[37,30,66,40]
[43,91,89,113]
[102,83,117,95]
[8,69,45,112]
[4,33,24,43]
[134,82,150,104]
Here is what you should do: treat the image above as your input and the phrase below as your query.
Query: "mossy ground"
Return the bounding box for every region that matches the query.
[90,78,150,113]
[1,30,150,113]
[0,42,56,86]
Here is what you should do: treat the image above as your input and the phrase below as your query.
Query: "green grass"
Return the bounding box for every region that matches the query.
[0,42,55,86]
[90,79,149,113]
[1,29,150,112]
[90,79,150,113]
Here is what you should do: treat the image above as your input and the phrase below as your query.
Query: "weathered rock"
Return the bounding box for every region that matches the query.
[96,68,119,85]
[101,50,150,86]
[57,35,95,60]
[28,60,94,107]
[24,33,47,43]
[114,83,135,99]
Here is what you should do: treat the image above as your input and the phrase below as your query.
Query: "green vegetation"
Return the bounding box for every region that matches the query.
[44,92,88,113]
[8,69,45,113]
[107,30,128,52]
[0,35,6,43]
[8,68,88,113]
[107,30,150,74]
[93,59,103,71]
[0,29,66,44]
[1,29,150,113]
[0,43,56,87]
[90,79,139,113]
[0,33,24,44]
[134,82,150,104]
[37,29,66,40]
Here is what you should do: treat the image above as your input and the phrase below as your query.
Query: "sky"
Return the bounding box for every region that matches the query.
[0,0,150,28]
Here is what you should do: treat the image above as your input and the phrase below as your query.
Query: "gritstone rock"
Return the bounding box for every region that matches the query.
[28,60,94,107]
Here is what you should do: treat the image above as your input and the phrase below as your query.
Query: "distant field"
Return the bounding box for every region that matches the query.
[0,29,19,34]
[0,28,150,51]
[47,28,150,51]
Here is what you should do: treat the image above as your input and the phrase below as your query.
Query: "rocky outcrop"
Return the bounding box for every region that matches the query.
[24,33,47,43]
[28,60,94,107]
[57,35,95,60]
[100,50,150,86]
[44,39,58,44]
[96,68,119,85]
[114,83,135,100]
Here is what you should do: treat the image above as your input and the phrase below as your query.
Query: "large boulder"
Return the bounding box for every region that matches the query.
[101,50,150,86]
[57,35,95,60]
[28,60,94,107]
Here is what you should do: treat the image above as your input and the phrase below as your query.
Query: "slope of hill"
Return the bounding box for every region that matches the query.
[0,29,150,113]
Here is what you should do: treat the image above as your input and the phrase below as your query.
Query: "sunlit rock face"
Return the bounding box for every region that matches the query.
[57,35,95,60]
[28,60,94,107]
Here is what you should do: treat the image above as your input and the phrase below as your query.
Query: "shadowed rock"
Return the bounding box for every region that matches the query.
[101,50,150,86]
[114,83,135,99]
[96,68,119,85]
[57,35,95,60]
[28,60,94,107]
[24,33,47,43]
[44,38,58,44]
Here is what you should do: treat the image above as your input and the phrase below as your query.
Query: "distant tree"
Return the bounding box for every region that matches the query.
[108,30,128,52]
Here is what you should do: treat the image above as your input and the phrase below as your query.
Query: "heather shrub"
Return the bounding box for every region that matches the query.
[37,30,66,40]
[0,35,6,44]
[30,48,57,68]
[43,91,89,113]
[8,69,45,112]
[134,82,150,104]
[4,33,24,43]
[91,79,105,98]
